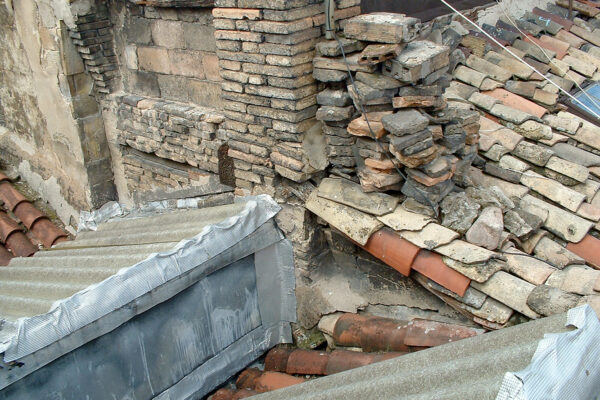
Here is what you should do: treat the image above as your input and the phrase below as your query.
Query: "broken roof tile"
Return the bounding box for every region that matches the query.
[479,116,523,150]
[471,270,541,319]
[306,191,383,246]
[520,171,587,212]
[435,239,499,265]
[442,256,503,283]
[377,205,432,231]
[399,222,459,250]
[411,250,471,296]
[484,88,548,119]
[318,178,398,216]
[504,250,557,285]
[520,194,593,242]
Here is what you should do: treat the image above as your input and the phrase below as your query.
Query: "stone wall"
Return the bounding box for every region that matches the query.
[109,1,222,107]
[0,0,116,227]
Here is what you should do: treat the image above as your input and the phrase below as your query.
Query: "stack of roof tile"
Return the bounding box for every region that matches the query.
[306,1,600,329]
[0,173,68,265]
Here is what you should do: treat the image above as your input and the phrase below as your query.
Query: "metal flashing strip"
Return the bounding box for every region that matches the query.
[0,195,284,365]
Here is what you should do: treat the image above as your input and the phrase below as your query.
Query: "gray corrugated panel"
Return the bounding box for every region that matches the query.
[7,254,150,268]
[37,242,178,258]
[0,295,54,320]
[254,313,570,400]
[0,281,87,301]
[0,203,249,321]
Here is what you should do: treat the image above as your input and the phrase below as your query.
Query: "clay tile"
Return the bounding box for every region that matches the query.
[333,314,410,353]
[0,212,21,243]
[361,228,420,276]
[6,231,37,257]
[264,348,294,372]
[30,218,68,248]
[404,319,481,347]
[325,350,378,375]
[484,88,548,118]
[209,388,235,400]
[253,372,306,393]
[526,36,568,59]
[286,349,330,375]
[0,245,13,266]
[0,173,9,184]
[532,7,574,30]
[0,182,28,212]
[232,389,259,399]
[566,234,600,269]
[235,368,262,390]
[410,250,471,297]
[13,202,45,229]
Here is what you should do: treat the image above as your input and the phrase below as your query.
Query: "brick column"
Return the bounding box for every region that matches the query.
[213,0,360,196]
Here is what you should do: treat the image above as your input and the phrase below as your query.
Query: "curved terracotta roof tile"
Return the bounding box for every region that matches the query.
[0,182,28,212]
[0,245,13,266]
[0,173,10,184]
[13,202,45,230]
[30,218,68,248]
[5,231,37,257]
[566,234,600,269]
[333,313,410,352]
[265,348,294,372]
[411,250,471,297]
[0,212,21,243]
[360,228,420,276]
[286,349,329,375]
[235,368,262,391]
[253,372,306,393]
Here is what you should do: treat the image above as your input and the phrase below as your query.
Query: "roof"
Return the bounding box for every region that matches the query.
[309,3,600,330]
[0,201,246,321]
[251,308,596,400]
[0,173,68,263]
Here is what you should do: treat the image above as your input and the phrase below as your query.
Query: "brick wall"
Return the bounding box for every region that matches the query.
[111,2,222,107]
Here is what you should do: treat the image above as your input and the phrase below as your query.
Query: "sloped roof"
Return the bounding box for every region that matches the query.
[308,1,600,329]
[0,202,246,321]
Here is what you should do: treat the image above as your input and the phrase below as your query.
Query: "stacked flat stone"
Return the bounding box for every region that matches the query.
[115,94,225,190]
[312,13,479,207]
[213,0,361,194]
[69,3,118,94]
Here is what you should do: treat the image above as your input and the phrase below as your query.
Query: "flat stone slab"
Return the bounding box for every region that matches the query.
[306,191,383,246]
[381,110,429,136]
[377,205,432,231]
[471,271,541,319]
[317,178,399,216]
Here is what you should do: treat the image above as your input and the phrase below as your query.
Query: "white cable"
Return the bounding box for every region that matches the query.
[494,0,600,111]
[437,0,600,121]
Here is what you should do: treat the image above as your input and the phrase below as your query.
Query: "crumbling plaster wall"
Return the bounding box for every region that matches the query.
[477,0,553,25]
[0,0,102,226]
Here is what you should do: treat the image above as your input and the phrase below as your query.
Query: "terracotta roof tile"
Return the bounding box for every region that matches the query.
[13,202,45,229]
[5,231,37,257]
[566,234,600,269]
[333,313,410,352]
[359,228,420,276]
[285,349,329,375]
[0,245,13,266]
[0,182,28,212]
[254,372,306,393]
[411,250,471,296]
[325,350,402,375]
[0,173,9,184]
[236,368,262,390]
[264,348,294,372]
[0,212,21,243]
[30,218,68,248]
[210,388,235,400]
[483,88,548,118]
[232,389,259,399]
[536,35,570,59]
[532,7,574,30]
[404,319,480,347]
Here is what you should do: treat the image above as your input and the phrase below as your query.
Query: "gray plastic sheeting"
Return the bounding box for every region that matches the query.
[0,195,295,399]
[496,305,600,400]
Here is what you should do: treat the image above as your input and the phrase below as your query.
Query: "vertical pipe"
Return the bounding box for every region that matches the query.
[325,0,335,39]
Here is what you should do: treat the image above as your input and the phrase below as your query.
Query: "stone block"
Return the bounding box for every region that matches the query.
[183,23,216,52]
[151,20,185,49]
[344,13,420,43]
[169,50,205,79]
[137,46,171,74]
[126,17,152,45]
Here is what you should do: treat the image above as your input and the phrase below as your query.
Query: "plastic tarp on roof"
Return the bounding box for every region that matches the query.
[0,195,296,399]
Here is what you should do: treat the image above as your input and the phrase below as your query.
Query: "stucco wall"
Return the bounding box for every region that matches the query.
[0,0,93,225]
